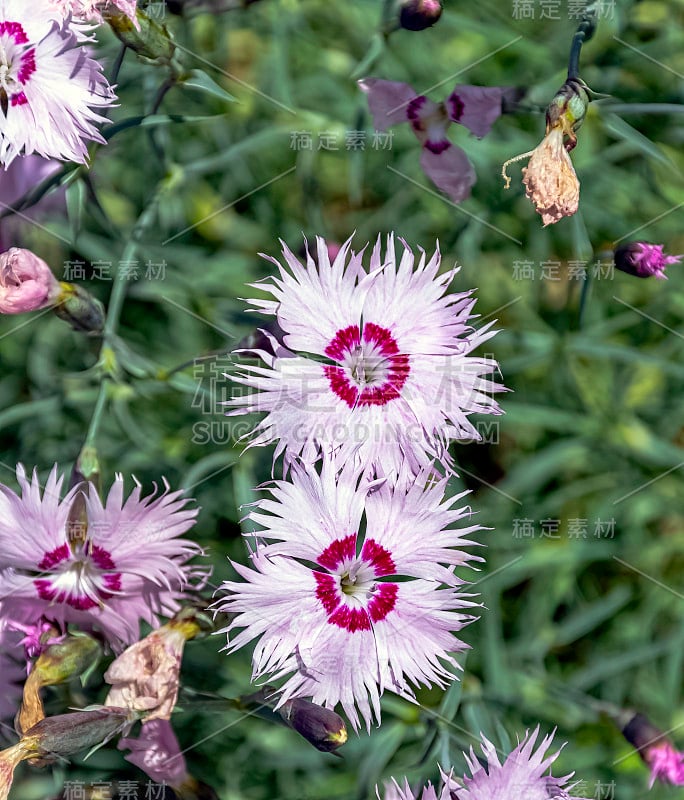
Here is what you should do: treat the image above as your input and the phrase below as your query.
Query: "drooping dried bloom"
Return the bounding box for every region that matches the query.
[614,241,682,280]
[104,612,205,720]
[503,78,589,226]
[518,126,580,227]
[227,235,504,476]
[378,729,583,799]
[217,458,481,731]
[0,0,116,167]
[0,247,60,314]
[360,78,511,203]
[622,712,684,787]
[0,465,206,649]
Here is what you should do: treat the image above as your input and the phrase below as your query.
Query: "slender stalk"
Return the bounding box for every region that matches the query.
[578,267,593,329]
[81,188,162,457]
[567,1,599,80]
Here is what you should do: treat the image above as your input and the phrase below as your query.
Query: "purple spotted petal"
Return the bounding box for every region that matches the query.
[358,78,418,131]
[420,144,476,203]
[446,85,505,139]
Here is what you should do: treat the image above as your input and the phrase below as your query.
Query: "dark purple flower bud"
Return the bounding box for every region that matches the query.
[279,699,347,753]
[614,241,682,279]
[399,0,443,31]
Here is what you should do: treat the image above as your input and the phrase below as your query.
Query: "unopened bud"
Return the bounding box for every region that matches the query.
[614,241,682,280]
[0,248,61,314]
[53,283,105,334]
[279,699,347,753]
[105,9,176,66]
[398,0,443,31]
[73,445,101,490]
[18,633,101,734]
[545,78,591,148]
[25,707,132,763]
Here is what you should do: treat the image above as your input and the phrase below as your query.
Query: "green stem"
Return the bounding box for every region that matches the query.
[567,1,598,80]
[578,267,593,329]
[81,188,162,456]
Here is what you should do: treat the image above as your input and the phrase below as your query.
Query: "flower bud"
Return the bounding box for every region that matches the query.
[545,78,591,148]
[17,633,101,734]
[622,713,684,787]
[614,242,682,280]
[53,282,105,334]
[0,248,61,314]
[105,9,176,67]
[25,707,132,762]
[279,699,348,753]
[398,0,443,31]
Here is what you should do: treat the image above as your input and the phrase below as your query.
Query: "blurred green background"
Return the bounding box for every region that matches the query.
[1,0,684,797]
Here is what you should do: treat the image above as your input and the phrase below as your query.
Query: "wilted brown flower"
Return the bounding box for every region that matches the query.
[502,78,589,226]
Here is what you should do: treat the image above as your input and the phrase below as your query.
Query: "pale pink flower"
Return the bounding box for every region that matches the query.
[0,0,116,167]
[227,235,505,476]
[378,776,446,800]
[379,729,582,800]
[0,247,60,314]
[49,0,139,28]
[359,78,508,202]
[217,458,481,731]
[0,465,205,649]
[614,241,682,280]
[119,719,188,787]
[456,728,583,800]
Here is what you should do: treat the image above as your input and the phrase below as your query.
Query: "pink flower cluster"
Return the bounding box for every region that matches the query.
[217,234,506,730]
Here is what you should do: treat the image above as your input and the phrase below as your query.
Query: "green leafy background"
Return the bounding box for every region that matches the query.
[2,0,683,797]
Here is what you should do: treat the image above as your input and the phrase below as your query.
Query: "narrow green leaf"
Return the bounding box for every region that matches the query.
[181,69,237,103]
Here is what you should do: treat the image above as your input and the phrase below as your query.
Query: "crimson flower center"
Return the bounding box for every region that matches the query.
[34,541,122,611]
[323,323,410,408]
[0,22,35,108]
[314,534,398,633]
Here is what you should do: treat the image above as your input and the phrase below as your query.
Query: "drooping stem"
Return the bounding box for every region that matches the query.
[567,1,599,80]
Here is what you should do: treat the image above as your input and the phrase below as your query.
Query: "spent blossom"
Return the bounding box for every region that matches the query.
[0,465,206,649]
[0,0,116,166]
[0,247,60,314]
[503,78,590,226]
[227,235,505,476]
[614,241,682,280]
[360,78,510,202]
[217,457,481,731]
